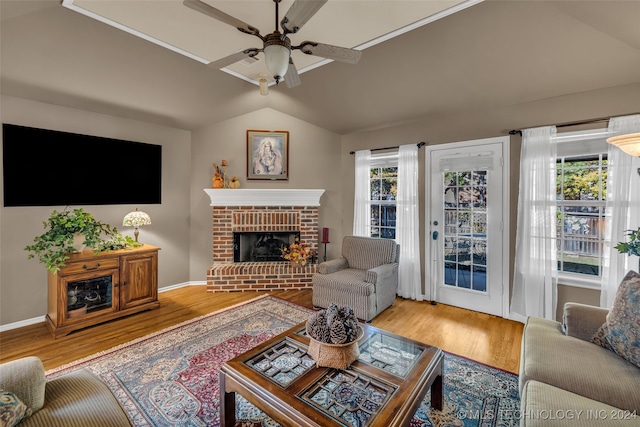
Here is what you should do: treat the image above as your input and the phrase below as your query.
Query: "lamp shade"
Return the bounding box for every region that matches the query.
[264,43,290,81]
[123,209,151,227]
[606,133,640,157]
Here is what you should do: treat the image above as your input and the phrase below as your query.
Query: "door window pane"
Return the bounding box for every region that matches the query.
[442,170,488,292]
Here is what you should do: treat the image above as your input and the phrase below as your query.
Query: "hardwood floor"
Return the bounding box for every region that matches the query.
[0,287,523,374]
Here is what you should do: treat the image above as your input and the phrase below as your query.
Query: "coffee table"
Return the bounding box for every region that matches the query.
[220,322,443,427]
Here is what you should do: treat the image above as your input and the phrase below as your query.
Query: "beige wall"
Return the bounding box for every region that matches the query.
[341,82,640,319]
[188,108,343,281]
[0,95,191,325]
[2,82,639,326]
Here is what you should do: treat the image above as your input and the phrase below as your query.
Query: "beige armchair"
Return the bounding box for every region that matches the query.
[312,236,399,322]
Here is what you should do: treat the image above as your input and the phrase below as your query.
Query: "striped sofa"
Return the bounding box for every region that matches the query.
[312,236,399,322]
[0,356,130,427]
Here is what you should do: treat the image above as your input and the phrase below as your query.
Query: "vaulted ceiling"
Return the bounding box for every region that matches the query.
[2,1,639,134]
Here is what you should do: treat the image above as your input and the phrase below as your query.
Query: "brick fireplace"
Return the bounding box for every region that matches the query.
[204,189,325,293]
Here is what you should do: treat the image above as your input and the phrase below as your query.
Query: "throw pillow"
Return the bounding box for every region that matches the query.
[590,322,613,350]
[602,270,640,368]
[0,389,31,427]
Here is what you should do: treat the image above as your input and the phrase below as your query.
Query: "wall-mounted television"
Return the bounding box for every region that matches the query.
[2,123,162,207]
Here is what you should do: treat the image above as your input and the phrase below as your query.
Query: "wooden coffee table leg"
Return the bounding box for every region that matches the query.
[430,355,444,411]
[219,371,236,427]
[431,373,443,411]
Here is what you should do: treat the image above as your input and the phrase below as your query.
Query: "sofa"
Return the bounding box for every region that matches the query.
[312,235,399,322]
[0,356,131,427]
[519,300,640,426]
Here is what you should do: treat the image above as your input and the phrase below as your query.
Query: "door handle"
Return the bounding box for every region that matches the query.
[432,231,439,240]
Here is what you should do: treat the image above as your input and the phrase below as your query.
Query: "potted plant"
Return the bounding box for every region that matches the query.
[615,227,640,271]
[25,208,139,273]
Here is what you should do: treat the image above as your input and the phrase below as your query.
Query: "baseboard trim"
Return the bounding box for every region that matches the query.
[0,281,205,332]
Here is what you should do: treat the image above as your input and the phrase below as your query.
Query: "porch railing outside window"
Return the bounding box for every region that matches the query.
[370,166,397,239]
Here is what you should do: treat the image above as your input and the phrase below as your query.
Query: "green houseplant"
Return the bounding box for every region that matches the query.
[25,208,139,273]
[614,227,640,271]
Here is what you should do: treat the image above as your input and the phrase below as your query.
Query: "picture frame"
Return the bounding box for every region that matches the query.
[246,130,289,180]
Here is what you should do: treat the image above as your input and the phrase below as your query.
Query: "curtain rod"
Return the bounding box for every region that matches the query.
[508,117,612,136]
[507,114,640,136]
[350,141,426,155]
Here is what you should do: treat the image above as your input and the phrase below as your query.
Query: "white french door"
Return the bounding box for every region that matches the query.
[425,137,509,317]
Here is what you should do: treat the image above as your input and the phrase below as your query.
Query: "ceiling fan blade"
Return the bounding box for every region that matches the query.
[183,0,260,36]
[207,49,259,69]
[281,0,327,35]
[284,59,301,88]
[295,41,362,64]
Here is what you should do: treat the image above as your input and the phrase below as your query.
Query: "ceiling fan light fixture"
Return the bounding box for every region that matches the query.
[259,74,269,96]
[264,33,291,83]
[185,0,361,88]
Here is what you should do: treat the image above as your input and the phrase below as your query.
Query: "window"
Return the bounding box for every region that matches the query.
[369,156,397,239]
[554,130,609,279]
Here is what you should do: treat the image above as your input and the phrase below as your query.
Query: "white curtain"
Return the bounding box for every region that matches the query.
[396,144,422,300]
[353,150,371,236]
[511,126,558,321]
[601,114,640,308]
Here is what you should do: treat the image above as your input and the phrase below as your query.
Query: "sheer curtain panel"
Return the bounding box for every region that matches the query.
[353,150,371,236]
[601,114,640,308]
[396,144,422,300]
[511,126,558,321]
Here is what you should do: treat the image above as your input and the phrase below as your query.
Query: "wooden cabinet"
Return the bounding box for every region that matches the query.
[46,245,160,338]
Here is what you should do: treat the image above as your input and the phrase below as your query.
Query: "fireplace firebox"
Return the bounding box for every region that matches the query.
[233,231,300,262]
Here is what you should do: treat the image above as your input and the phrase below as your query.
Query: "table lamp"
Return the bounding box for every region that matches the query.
[123,208,151,242]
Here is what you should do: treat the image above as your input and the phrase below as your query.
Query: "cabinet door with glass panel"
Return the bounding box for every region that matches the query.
[60,267,120,323]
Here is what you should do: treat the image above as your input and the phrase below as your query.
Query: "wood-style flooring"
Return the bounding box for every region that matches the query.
[0,287,523,374]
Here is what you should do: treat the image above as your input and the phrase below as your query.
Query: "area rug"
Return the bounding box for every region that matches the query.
[47,295,520,427]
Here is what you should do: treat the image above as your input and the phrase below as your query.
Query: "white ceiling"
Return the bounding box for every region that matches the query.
[1,1,639,134]
[62,0,475,85]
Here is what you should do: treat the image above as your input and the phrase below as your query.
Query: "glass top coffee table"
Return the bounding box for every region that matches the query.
[220,322,443,427]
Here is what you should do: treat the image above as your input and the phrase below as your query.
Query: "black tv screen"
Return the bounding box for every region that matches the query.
[2,123,162,207]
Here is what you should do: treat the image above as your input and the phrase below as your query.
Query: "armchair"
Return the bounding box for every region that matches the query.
[312,236,399,322]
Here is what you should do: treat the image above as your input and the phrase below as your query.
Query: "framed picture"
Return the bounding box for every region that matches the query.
[246,130,289,180]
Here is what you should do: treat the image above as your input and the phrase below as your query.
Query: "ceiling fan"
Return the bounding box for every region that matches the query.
[183,0,362,88]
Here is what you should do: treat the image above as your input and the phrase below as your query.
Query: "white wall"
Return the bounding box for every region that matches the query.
[189,107,343,281]
[0,95,192,325]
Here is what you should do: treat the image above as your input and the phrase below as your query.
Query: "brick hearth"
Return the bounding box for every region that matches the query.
[204,189,324,293]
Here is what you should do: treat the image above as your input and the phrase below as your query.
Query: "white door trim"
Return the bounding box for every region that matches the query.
[424,136,510,318]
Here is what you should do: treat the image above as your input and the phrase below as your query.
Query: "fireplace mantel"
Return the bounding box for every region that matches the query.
[204,189,325,207]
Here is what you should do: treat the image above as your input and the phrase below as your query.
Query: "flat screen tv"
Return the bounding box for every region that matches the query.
[2,123,162,207]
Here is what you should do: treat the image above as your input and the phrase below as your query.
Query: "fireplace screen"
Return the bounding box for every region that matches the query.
[234,231,301,262]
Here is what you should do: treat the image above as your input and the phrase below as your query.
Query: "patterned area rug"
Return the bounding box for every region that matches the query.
[47,295,520,427]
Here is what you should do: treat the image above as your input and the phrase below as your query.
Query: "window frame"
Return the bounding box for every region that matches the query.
[368,153,398,240]
[553,129,610,289]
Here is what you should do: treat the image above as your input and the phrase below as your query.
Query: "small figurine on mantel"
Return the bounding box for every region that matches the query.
[212,159,228,188]
[212,159,241,189]
[229,176,241,189]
